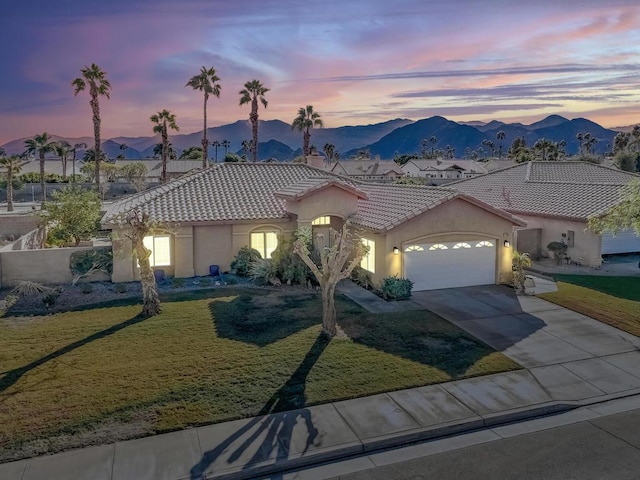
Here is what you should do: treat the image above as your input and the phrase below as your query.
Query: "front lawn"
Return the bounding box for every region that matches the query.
[539,276,640,335]
[0,287,519,461]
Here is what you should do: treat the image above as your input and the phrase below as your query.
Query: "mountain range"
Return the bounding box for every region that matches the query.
[2,115,630,161]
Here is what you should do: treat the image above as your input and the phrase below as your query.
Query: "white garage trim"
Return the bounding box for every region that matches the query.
[404,239,497,291]
[602,230,640,255]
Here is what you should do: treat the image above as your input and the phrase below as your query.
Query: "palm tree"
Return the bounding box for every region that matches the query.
[0,148,5,157]
[221,139,231,156]
[429,135,437,157]
[292,105,323,157]
[576,132,585,155]
[323,143,339,166]
[240,140,253,159]
[72,63,111,190]
[150,110,179,183]
[54,140,72,179]
[71,142,87,181]
[210,140,221,163]
[420,139,429,158]
[239,80,269,162]
[24,132,56,201]
[0,155,26,211]
[496,130,506,159]
[119,143,128,160]
[186,66,222,168]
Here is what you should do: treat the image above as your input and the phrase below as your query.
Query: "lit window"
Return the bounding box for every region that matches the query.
[429,243,448,250]
[251,231,279,259]
[404,245,425,252]
[453,242,471,249]
[475,241,495,248]
[360,238,375,273]
[143,235,171,267]
[312,216,331,226]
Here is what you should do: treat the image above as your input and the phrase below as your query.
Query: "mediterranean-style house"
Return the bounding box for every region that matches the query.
[452,161,640,267]
[327,159,405,182]
[102,162,525,291]
[401,159,488,184]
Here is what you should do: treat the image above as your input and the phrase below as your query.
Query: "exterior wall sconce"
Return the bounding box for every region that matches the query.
[503,240,511,248]
[393,246,400,255]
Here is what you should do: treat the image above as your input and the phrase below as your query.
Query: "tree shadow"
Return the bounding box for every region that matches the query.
[0,313,148,394]
[190,333,330,479]
[211,292,321,347]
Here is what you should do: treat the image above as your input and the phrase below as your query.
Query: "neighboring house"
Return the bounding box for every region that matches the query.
[402,159,488,184]
[329,160,405,182]
[102,162,525,291]
[452,161,640,266]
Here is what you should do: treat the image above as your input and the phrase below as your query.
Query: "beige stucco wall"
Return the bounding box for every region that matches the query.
[360,198,517,287]
[284,186,359,225]
[516,215,602,266]
[0,214,40,239]
[193,225,233,275]
[0,245,111,287]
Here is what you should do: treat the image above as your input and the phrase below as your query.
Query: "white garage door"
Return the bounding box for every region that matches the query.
[601,230,640,255]
[404,240,496,291]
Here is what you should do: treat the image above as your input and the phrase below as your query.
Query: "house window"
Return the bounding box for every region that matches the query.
[251,231,278,259]
[475,241,495,248]
[312,216,331,226]
[429,243,448,250]
[453,242,471,249]
[360,238,375,273]
[143,235,171,267]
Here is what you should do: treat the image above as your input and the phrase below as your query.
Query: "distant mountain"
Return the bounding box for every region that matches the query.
[0,115,619,160]
[611,124,639,133]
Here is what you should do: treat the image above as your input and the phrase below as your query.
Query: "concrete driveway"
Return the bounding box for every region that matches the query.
[411,285,640,369]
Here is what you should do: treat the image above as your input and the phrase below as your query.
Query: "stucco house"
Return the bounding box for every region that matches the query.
[452,161,640,267]
[102,162,525,291]
[328,159,405,182]
[402,159,488,184]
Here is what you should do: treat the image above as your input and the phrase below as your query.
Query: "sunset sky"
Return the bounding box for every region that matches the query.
[1,0,639,144]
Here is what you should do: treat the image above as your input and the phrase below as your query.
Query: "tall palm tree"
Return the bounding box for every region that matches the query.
[241,140,253,159]
[292,105,323,157]
[186,66,221,168]
[119,143,128,159]
[211,140,221,162]
[72,63,111,191]
[429,135,437,157]
[54,140,72,180]
[323,143,339,166]
[239,79,269,162]
[150,110,179,183]
[221,139,231,156]
[0,147,5,157]
[24,132,56,201]
[496,130,506,159]
[0,155,26,211]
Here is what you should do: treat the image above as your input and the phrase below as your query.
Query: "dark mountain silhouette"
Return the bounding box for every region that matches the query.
[1,115,619,159]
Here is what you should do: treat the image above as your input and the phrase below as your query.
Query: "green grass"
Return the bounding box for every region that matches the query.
[0,287,519,460]
[540,278,640,335]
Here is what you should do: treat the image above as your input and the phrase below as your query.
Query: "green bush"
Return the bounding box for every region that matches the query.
[547,241,568,265]
[42,289,61,307]
[381,275,413,301]
[350,265,373,290]
[79,283,94,294]
[114,283,127,294]
[198,277,212,287]
[171,277,185,288]
[271,234,311,285]
[225,275,239,285]
[249,258,279,285]
[230,246,262,276]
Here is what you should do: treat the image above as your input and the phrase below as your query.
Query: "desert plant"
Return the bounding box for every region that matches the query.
[249,258,280,285]
[11,281,52,297]
[230,246,262,276]
[350,265,374,290]
[381,275,414,301]
[70,248,113,285]
[42,289,61,307]
[512,251,532,293]
[547,241,568,265]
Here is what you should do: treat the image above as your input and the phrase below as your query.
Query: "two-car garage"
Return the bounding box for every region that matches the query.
[403,239,497,291]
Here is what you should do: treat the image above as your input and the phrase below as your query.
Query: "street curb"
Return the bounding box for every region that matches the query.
[206,401,579,480]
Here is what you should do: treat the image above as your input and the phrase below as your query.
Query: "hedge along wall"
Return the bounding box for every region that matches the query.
[0,245,112,288]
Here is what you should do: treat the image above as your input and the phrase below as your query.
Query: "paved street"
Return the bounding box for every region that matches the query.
[329,406,640,480]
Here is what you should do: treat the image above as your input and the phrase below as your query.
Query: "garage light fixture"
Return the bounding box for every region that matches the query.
[393,246,400,255]
[503,240,510,248]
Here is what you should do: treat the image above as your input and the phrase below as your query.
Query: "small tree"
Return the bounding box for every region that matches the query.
[41,185,101,246]
[589,179,640,236]
[294,224,366,337]
[0,155,26,212]
[69,248,113,285]
[512,251,532,294]
[119,162,147,191]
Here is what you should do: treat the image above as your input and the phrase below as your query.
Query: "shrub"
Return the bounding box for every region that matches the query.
[350,265,373,290]
[198,277,212,287]
[114,283,128,294]
[547,241,568,265]
[79,283,94,294]
[225,275,239,285]
[230,246,262,276]
[381,275,413,301]
[42,289,61,307]
[171,277,185,288]
[70,248,113,285]
[249,258,279,285]
[11,281,51,297]
[271,233,312,285]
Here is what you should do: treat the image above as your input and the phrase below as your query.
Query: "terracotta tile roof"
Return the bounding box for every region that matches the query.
[451,161,639,220]
[102,162,521,231]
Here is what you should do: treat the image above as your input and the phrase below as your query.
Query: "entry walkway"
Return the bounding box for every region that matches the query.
[4,285,640,480]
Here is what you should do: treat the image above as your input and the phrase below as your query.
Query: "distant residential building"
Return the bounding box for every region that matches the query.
[402,159,488,184]
[328,160,404,182]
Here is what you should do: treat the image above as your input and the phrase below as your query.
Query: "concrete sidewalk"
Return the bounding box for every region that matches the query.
[4,287,640,480]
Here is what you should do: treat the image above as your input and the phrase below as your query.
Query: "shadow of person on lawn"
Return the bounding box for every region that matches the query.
[190,333,330,480]
[0,313,148,395]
